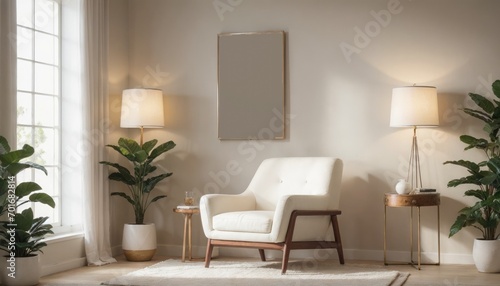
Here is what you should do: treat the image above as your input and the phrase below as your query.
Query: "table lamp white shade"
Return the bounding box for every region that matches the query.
[120,88,165,128]
[390,85,439,191]
[390,86,439,127]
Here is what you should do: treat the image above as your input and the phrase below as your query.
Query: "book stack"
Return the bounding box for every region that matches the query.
[176,205,199,209]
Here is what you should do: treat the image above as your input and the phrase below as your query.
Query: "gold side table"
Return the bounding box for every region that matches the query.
[173,207,200,262]
[384,192,440,270]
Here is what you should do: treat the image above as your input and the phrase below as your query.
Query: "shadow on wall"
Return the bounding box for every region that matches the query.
[339,169,395,251]
[440,195,477,253]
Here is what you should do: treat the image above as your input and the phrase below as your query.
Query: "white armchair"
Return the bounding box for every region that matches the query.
[200,157,344,274]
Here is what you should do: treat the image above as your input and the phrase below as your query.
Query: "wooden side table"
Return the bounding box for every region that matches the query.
[173,207,200,262]
[384,192,440,270]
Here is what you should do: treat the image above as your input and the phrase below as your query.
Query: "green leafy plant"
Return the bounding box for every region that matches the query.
[0,208,53,257]
[100,138,175,224]
[444,80,500,240]
[0,135,56,257]
[0,136,55,215]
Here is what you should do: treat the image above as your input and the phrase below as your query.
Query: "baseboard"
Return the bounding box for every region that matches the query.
[41,257,87,277]
[112,244,218,260]
[346,249,473,265]
[111,245,123,257]
[212,247,474,265]
[111,244,474,265]
[156,243,213,258]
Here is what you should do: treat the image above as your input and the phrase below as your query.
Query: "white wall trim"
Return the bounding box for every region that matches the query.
[193,246,474,265]
[345,249,473,265]
[112,243,217,260]
[41,257,87,277]
[112,243,475,265]
[40,235,86,276]
[44,232,84,244]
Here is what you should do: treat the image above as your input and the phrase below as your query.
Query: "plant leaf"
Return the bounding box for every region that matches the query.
[149,141,176,161]
[0,144,35,165]
[29,193,56,208]
[100,162,133,179]
[5,162,47,176]
[118,138,141,155]
[143,173,172,193]
[15,208,34,232]
[463,108,492,124]
[443,160,480,173]
[492,80,500,99]
[134,150,148,163]
[111,192,135,205]
[469,92,495,114]
[464,189,488,201]
[142,139,158,154]
[449,214,467,237]
[16,182,43,198]
[460,135,489,151]
[108,172,135,185]
[0,136,10,154]
[150,195,167,203]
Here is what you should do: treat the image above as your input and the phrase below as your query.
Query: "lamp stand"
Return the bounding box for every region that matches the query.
[407,126,422,191]
[139,126,144,146]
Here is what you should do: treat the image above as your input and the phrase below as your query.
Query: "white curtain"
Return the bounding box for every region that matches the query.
[0,0,16,144]
[80,0,116,266]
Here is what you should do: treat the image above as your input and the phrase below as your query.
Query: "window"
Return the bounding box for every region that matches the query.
[16,0,61,226]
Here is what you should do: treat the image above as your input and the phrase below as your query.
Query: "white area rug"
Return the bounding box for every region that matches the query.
[103,259,409,286]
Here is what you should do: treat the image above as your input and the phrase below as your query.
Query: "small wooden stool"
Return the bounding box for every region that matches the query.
[173,207,200,262]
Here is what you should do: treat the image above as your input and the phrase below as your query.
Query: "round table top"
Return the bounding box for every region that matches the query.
[384,192,440,207]
[173,207,200,214]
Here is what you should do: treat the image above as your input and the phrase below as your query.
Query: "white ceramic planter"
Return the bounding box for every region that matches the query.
[472,238,500,273]
[122,223,157,262]
[0,255,40,286]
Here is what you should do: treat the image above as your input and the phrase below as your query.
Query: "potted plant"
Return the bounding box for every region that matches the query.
[0,136,56,285]
[100,137,175,261]
[0,209,53,286]
[444,80,500,273]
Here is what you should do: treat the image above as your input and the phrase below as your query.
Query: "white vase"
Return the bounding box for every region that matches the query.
[395,179,410,194]
[0,255,40,286]
[122,223,157,262]
[472,238,500,273]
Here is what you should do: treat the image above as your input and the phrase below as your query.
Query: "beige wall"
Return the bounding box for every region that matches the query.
[109,0,500,263]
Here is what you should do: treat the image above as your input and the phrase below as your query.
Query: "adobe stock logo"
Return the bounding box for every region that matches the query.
[339,0,404,63]
[213,0,244,21]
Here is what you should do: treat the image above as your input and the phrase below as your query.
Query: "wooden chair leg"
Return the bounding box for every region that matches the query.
[281,245,291,275]
[258,249,266,261]
[331,215,344,264]
[204,239,214,268]
[281,211,299,274]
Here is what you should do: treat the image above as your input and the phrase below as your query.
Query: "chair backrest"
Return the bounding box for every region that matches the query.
[243,157,343,211]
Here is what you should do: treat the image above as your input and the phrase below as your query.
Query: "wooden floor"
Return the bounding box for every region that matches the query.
[39,256,499,286]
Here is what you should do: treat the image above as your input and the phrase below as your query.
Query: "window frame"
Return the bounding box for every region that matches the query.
[16,0,63,229]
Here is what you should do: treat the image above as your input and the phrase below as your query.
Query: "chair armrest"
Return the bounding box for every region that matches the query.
[270,195,331,242]
[200,193,256,236]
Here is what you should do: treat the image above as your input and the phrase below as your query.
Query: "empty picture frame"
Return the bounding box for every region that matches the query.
[217,31,285,140]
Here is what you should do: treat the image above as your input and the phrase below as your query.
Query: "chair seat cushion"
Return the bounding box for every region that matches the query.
[213,211,274,233]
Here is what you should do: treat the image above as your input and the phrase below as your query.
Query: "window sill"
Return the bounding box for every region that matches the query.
[43,231,84,245]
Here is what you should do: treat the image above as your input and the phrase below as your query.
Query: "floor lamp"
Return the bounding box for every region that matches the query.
[120,88,165,146]
[390,86,439,191]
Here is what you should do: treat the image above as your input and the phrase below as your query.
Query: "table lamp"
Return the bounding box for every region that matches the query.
[120,88,165,146]
[390,85,439,191]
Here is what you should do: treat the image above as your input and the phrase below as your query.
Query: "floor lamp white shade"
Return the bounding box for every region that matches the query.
[120,88,165,145]
[390,86,439,190]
